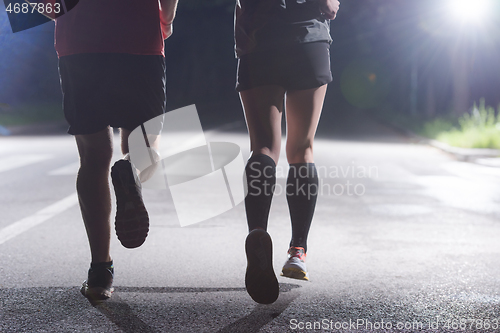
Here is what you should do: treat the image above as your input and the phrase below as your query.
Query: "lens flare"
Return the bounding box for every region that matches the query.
[449,0,491,23]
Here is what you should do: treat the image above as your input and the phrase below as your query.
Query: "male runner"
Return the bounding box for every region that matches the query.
[50,0,178,301]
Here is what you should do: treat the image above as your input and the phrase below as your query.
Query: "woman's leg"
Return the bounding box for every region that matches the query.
[285,85,327,164]
[240,85,284,304]
[240,85,285,231]
[285,84,327,253]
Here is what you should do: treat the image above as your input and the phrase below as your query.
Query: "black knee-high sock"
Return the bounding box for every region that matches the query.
[245,154,276,232]
[287,163,318,253]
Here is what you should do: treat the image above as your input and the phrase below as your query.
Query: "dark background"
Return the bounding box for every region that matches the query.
[1,0,500,128]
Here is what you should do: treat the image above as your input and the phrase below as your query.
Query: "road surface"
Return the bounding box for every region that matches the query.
[1,120,500,332]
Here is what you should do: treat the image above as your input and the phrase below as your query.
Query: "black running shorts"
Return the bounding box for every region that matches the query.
[236,41,332,92]
[59,53,166,135]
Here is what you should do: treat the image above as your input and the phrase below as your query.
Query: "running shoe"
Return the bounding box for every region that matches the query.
[245,229,279,304]
[281,247,309,281]
[111,159,149,249]
[81,261,114,302]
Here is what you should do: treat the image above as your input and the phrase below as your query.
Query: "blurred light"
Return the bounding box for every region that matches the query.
[448,0,491,24]
[340,59,391,109]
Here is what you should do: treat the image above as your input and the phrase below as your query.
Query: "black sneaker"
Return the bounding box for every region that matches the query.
[81,261,114,302]
[111,159,149,249]
[245,229,279,304]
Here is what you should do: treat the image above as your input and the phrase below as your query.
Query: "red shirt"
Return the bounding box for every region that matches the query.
[55,0,164,57]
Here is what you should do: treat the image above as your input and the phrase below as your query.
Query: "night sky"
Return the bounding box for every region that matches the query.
[1,0,499,124]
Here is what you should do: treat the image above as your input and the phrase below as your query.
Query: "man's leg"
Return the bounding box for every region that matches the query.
[76,127,115,302]
[108,128,159,249]
[75,127,113,264]
[120,127,161,183]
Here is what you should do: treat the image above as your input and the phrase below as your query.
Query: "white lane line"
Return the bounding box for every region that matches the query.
[0,154,52,173]
[0,193,78,245]
[49,162,79,175]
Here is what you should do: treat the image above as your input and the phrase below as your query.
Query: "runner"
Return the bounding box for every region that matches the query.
[235,0,340,304]
[52,0,178,302]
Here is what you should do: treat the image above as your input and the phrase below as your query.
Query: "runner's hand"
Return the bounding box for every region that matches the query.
[159,0,178,39]
[161,20,172,40]
[319,0,340,20]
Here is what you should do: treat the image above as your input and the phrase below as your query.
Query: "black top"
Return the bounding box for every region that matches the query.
[234,0,332,57]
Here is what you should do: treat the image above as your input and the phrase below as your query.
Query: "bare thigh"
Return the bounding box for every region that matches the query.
[75,127,113,168]
[239,85,286,164]
[285,85,327,164]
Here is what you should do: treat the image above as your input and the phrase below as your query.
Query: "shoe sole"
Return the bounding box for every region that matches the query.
[245,229,279,304]
[111,160,149,249]
[80,280,114,303]
[281,267,309,281]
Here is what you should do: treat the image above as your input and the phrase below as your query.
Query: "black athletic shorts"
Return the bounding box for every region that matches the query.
[59,53,166,135]
[236,41,332,92]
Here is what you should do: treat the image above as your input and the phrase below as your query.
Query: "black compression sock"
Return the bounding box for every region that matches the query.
[88,260,114,288]
[286,163,318,253]
[90,260,114,271]
[245,154,276,232]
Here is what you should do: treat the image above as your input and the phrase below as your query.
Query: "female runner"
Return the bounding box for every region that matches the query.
[235,0,340,304]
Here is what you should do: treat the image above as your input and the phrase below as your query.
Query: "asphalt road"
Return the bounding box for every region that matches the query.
[1,118,500,333]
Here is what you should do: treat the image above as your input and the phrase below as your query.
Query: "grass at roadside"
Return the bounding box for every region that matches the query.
[420,100,500,149]
[0,102,64,127]
[436,126,500,149]
[385,99,500,150]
